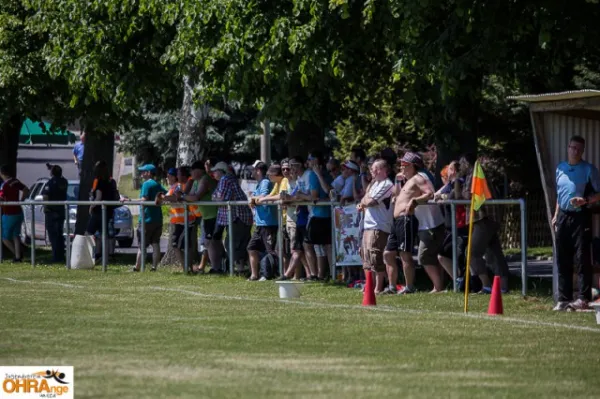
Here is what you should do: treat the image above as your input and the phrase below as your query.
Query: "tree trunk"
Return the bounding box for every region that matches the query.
[0,114,24,175]
[74,131,115,235]
[177,75,208,167]
[287,120,324,158]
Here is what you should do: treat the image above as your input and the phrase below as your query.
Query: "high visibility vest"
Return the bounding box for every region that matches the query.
[167,185,196,224]
[187,177,202,218]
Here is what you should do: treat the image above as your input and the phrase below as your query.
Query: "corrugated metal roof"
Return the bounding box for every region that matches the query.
[508,89,600,102]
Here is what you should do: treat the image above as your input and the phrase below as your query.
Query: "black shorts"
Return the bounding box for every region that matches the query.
[305,217,331,245]
[86,214,103,235]
[203,218,217,240]
[247,226,278,253]
[385,215,418,253]
[287,224,306,251]
[171,224,195,250]
[438,228,468,259]
[137,222,162,245]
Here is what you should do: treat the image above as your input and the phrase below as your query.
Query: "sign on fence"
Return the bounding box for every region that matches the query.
[334,205,362,266]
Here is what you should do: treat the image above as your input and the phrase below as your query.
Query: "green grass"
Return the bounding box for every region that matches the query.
[1,262,599,398]
[505,246,553,257]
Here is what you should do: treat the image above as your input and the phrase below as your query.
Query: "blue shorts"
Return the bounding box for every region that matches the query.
[2,214,24,241]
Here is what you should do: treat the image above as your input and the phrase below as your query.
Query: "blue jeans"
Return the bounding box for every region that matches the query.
[45,213,65,262]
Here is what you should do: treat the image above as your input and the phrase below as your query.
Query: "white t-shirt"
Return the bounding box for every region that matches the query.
[363,179,394,234]
[286,178,298,224]
[414,172,444,230]
[332,175,345,195]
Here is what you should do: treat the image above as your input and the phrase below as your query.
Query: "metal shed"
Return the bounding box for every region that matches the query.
[509,89,600,300]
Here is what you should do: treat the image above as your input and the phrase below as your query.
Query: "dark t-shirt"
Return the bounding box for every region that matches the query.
[42,176,68,217]
[0,178,26,215]
[90,178,113,216]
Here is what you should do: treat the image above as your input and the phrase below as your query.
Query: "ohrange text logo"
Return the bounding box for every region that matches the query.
[0,367,73,399]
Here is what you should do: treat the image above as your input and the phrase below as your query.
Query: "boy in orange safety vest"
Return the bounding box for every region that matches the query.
[156,167,196,268]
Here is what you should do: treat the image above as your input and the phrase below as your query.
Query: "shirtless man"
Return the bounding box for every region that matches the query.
[383,152,437,294]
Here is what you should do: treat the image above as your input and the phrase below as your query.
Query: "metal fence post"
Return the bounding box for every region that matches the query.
[450,203,458,293]
[65,204,70,269]
[101,204,107,272]
[0,206,3,263]
[520,198,528,297]
[277,203,284,277]
[227,203,234,276]
[30,203,35,267]
[330,203,337,281]
[184,205,189,274]
[140,205,146,272]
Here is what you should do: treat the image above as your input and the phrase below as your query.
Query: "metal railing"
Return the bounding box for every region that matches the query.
[0,198,528,295]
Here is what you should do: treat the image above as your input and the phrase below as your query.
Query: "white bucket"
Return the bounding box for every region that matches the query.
[70,235,95,270]
[590,302,600,325]
[276,281,302,299]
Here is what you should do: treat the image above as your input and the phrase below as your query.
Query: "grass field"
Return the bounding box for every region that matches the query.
[1,262,599,398]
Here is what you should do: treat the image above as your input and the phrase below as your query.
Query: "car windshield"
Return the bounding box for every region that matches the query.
[67,183,79,201]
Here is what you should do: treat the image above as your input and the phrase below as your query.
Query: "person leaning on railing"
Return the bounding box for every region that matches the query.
[156,167,196,270]
[0,164,29,262]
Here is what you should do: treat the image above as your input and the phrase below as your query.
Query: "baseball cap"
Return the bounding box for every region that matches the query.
[138,164,156,173]
[342,160,360,172]
[400,152,423,167]
[210,161,229,173]
[167,167,177,176]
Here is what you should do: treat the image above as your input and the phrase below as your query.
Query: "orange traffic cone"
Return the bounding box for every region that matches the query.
[362,270,377,306]
[487,275,503,315]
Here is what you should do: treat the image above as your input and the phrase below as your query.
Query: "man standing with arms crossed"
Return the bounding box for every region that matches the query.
[553,135,600,311]
[358,160,394,294]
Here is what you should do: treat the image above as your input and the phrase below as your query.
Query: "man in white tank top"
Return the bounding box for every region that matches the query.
[414,170,446,292]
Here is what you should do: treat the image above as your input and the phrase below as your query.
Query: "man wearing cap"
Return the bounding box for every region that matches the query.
[42,164,68,262]
[130,164,167,271]
[179,161,218,273]
[339,160,361,204]
[246,162,277,280]
[383,152,443,294]
[211,161,253,273]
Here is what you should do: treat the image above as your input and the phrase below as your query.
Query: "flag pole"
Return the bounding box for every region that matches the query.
[463,166,478,313]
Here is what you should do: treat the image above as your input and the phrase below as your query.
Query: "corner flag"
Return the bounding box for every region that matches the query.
[471,161,492,211]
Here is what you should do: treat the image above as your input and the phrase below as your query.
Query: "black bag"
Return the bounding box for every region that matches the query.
[260,253,278,280]
[107,179,120,216]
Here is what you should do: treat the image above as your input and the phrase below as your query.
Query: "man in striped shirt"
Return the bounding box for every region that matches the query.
[357,159,394,294]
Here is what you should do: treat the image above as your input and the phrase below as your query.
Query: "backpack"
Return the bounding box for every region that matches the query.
[260,253,278,279]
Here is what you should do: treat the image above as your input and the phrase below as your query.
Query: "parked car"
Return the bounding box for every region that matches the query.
[21,178,134,248]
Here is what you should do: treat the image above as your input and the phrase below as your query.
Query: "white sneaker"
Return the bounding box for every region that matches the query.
[552,301,569,311]
[258,276,268,282]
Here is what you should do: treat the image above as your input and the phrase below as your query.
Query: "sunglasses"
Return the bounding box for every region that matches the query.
[282,167,290,171]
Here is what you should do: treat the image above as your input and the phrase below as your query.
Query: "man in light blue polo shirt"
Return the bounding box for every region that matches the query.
[553,135,600,311]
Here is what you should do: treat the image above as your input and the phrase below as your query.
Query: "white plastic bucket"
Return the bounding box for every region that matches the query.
[590,302,600,325]
[70,235,95,270]
[276,281,302,299]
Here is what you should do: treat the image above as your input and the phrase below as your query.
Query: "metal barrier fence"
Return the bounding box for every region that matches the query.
[0,198,528,295]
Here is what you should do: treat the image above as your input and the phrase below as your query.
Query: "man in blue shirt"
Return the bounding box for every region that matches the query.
[247,161,277,280]
[553,135,600,311]
[129,164,167,272]
[72,133,85,175]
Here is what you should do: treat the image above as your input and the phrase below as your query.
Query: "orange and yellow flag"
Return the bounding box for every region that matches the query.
[471,161,492,211]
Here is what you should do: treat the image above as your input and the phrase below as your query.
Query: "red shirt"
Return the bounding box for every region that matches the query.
[0,178,26,215]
